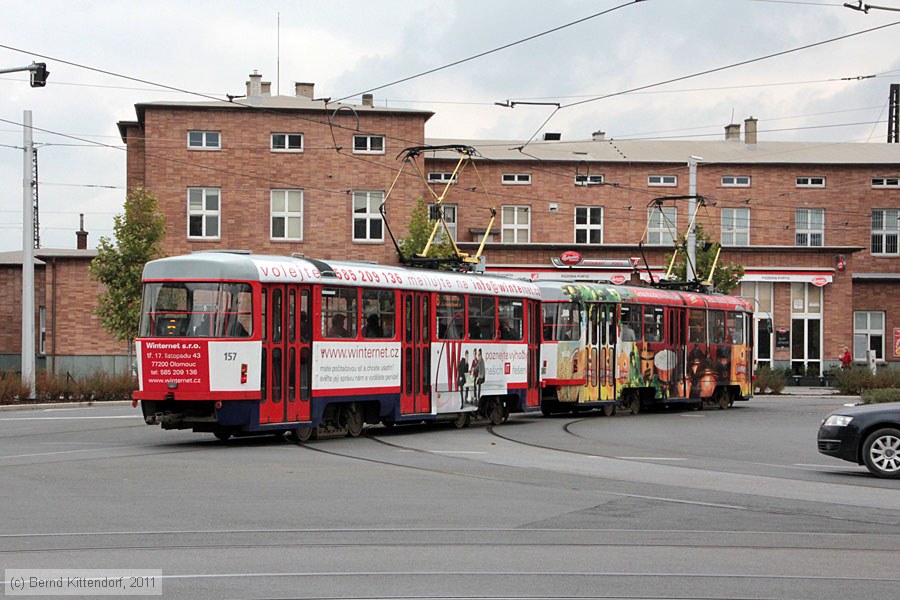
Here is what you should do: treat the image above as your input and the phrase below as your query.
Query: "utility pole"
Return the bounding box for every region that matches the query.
[22,111,35,399]
[687,156,702,282]
[888,83,899,143]
[1,61,49,400]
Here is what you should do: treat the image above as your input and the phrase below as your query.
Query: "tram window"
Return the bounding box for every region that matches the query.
[709,311,726,344]
[728,312,745,344]
[498,299,523,341]
[140,281,252,338]
[322,287,357,338]
[469,296,496,340]
[620,305,640,342]
[643,307,664,342]
[436,293,464,340]
[542,304,557,341]
[362,289,395,338]
[558,304,580,341]
[288,290,296,343]
[688,310,706,344]
[272,289,283,343]
[299,289,310,342]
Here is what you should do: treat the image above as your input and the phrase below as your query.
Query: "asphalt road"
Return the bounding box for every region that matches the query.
[0,394,897,599]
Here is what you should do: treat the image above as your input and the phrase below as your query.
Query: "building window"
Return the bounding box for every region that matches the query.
[352,191,384,242]
[39,306,46,355]
[501,205,530,243]
[427,172,458,184]
[428,203,457,242]
[647,206,676,245]
[721,176,750,187]
[271,189,303,241]
[574,206,603,244]
[575,174,604,186]
[721,208,750,246]
[502,173,531,185]
[854,311,884,362]
[872,177,900,188]
[187,131,220,150]
[796,176,825,188]
[353,135,385,154]
[187,187,220,239]
[871,209,899,255]
[741,282,773,368]
[648,175,677,187]
[271,133,303,152]
[796,208,824,247]
[791,283,822,376]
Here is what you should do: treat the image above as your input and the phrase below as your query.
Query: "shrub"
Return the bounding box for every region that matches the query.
[73,371,137,401]
[860,388,900,404]
[832,366,873,395]
[754,365,790,394]
[0,371,33,403]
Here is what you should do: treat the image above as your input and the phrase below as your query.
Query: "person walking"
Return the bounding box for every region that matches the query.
[839,346,852,369]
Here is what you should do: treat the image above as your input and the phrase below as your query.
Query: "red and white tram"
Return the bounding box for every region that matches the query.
[134,251,542,440]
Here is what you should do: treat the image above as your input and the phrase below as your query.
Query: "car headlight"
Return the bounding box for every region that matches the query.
[823,415,853,427]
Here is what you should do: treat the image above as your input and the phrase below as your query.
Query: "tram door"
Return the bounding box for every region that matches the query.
[400,291,431,415]
[525,299,541,408]
[598,303,616,401]
[260,284,312,425]
[665,307,686,399]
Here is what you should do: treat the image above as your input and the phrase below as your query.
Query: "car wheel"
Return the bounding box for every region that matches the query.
[861,428,900,479]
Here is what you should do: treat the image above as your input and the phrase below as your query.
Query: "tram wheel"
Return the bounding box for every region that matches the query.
[213,430,232,441]
[718,390,732,410]
[488,400,504,426]
[628,393,641,415]
[293,426,316,442]
[346,403,365,438]
[601,404,615,417]
[452,412,471,429]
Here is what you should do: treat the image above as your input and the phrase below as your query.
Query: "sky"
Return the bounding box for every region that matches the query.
[1,0,898,252]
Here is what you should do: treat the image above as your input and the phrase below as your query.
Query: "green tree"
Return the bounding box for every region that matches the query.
[665,224,744,294]
[397,197,457,261]
[89,188,167,346]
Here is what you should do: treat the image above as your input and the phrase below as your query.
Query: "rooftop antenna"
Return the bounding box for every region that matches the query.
[276,12,281,95]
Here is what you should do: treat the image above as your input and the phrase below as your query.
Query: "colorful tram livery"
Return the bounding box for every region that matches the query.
[537,282,754,415]
[134,252,543,440]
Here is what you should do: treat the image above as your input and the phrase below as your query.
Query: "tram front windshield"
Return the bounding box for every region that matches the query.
[139,282,253,338]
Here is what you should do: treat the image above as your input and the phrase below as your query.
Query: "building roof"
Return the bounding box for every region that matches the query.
[119,95,434,140]
[425,137,900,165]
[0,249,97,266]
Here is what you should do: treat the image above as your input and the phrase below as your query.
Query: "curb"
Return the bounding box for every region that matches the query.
[0,400,134,412]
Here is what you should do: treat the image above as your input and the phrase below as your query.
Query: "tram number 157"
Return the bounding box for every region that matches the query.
[224,352,237,361]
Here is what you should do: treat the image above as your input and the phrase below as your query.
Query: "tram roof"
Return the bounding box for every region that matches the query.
[533,280,753,311]
[142,252,542,299]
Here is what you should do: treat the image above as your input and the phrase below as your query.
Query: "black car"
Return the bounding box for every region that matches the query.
[818,402,900,478]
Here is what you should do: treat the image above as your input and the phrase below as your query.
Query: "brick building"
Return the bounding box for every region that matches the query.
[3,72,898,378]
[0,248,130,377]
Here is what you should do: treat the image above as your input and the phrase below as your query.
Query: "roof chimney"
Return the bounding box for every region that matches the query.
[76,214,88,250]
[744,117,758,146]
[362,93,374,107]
[294,82,315,98]
[592,130,606,141]
[260,81,271,96]
[246,71,263,97]
[724,123,741,141]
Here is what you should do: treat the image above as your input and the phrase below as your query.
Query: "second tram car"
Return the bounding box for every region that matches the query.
[134,251,543,440]
[537,281,754,415]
